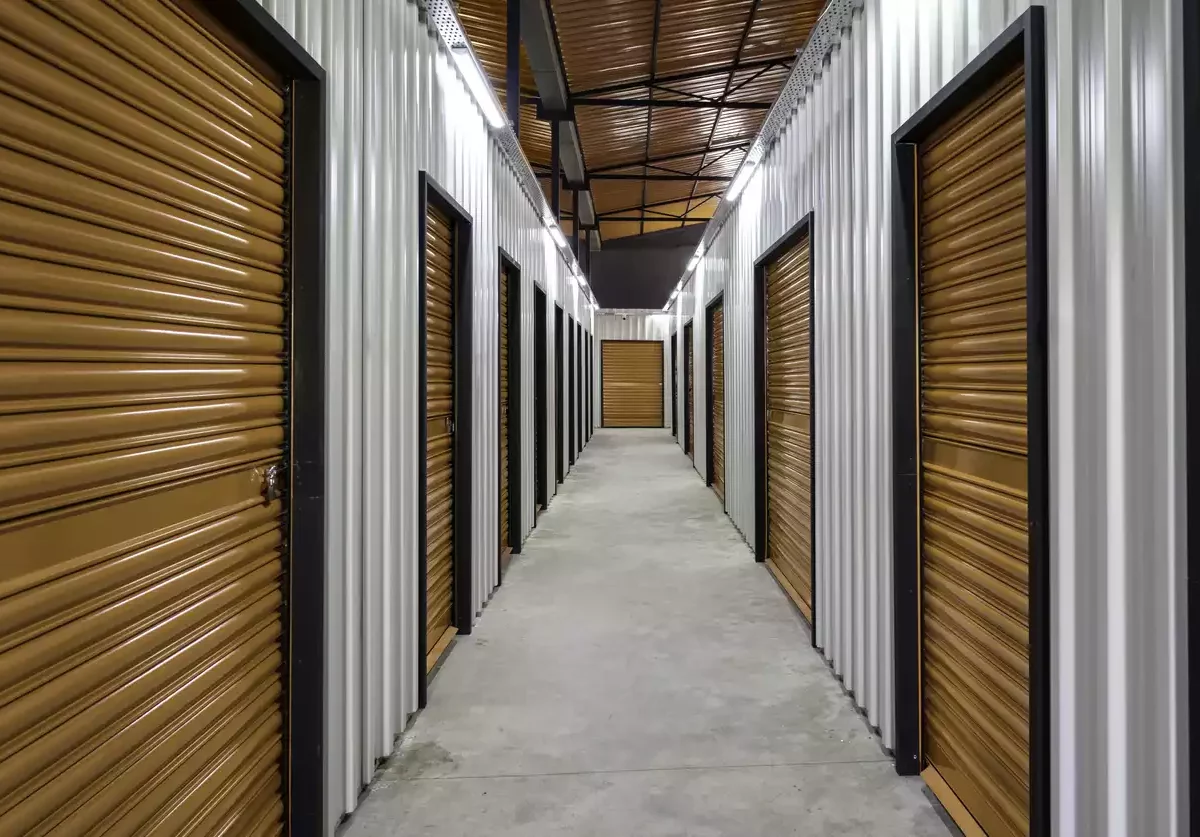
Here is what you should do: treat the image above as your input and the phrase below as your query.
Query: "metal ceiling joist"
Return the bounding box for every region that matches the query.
[520,0,593,223]
[597,192,724,216]
[572,56,792,98]
[692,0,864,266]
[588,173,732,182]
[589,141,749,173]
[570,97,771,111]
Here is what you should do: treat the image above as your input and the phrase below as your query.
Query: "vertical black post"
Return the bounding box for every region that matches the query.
[571,189,580,256]
[551,121,561,221]
[506,0,520,131]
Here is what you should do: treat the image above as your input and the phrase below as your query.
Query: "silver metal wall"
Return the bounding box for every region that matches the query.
[254,1,591,832]
[593,312,674,430]
[668,0,1188,833]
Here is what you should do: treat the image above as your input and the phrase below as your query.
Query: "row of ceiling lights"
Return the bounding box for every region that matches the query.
[452,44,599,310]
[661,147,763,313]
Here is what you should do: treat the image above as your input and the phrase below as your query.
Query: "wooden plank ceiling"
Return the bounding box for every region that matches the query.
[455,0,825,241]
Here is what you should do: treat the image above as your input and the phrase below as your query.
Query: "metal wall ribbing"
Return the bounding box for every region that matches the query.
[668,1,1187,833]
[255,1,591,832]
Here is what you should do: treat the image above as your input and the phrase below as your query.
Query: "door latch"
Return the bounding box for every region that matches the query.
[262,463,284,505]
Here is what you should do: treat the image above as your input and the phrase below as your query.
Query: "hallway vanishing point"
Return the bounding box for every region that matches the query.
[342,430,952,836]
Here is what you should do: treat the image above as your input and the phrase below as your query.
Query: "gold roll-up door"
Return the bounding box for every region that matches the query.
[765,233,813,621]
[499,267,510,559]
[0,1,287,833]
[426,204,456,668]
[918,64,1029,837]
[601,340,663,428]
[686,330,694,457]
[711,304,725,503]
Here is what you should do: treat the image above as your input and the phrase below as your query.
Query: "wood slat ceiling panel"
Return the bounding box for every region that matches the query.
[551,0,654,89]
[576,105,649,168]
[645,179,708,206]
[648,108,718,158]
[743,0,824,61]
[655,0,752,78]
[591,179,648,214]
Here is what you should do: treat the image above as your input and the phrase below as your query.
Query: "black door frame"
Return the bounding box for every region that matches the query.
[192,3,325,831]
[417,172,476,708]
[499,249,523,574]
[569,315,577,467]
[577,322,584,454]
[535,287,548,512]
[704,292,725,494]
[753,214,816,642]
[890,10,1049,836]
[555,304,564,486]
[1184,0,1200,824]
[682,319,694,459]
[670,331,678,438]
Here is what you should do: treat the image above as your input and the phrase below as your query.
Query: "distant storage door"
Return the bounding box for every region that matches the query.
[711,304,725,503]
[918,64,1029,837]
[766,233,814,621]
[0,2,288,832]
[499,266,510,562]
[425,204,456,666]
[601,341,663,427]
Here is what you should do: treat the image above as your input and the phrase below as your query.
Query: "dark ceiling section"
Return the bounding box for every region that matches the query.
[457,0,826,243]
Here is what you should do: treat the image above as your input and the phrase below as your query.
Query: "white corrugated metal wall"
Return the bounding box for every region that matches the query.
[254,1,592,832]
[668,0,1187,833]
[593,312,674,430]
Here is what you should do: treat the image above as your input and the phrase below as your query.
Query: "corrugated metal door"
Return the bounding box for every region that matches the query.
[711,304,725,503]
[686,326,694,458]
[0,1,288,832]
[498,266,509,560]
[601,341,663,428]
[917,64,1029,837]
[766,234,814,622]
[425,204,456,668]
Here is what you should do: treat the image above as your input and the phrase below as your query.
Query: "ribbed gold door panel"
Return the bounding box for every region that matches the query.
[711,305,725,503]
[918,65,1029,837]
[425,204,455,661]
[0,1,286,833]
[765,235,813,621]
[601,341,663,428]
[499,267,510,555]
[685,330,693,457]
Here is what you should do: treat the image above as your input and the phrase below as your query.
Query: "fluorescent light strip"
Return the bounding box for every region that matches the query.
[451,47,505,129]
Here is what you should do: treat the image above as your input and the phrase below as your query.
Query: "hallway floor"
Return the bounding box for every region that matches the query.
[343,429,952,837]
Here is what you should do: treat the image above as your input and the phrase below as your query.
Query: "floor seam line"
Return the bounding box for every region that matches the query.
[394,757,894,782]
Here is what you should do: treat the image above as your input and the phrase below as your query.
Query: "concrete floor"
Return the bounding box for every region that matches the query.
[342,429,952,837]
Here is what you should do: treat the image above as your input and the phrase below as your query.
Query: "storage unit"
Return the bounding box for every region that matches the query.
[569,317,576,467]
[709,301,726,503]
[764,230,815,623]
[908,58,1034,837]
[499,262,511,573]
[0,1,305,830]
[424,203,457,671]
[601,340,664,428]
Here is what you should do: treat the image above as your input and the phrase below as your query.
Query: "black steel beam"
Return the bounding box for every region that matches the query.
[572,56,791,97]
[589,172,732,182]
[596,216,708,223]
[550,120,561,220]
[642,0,662,234]
[572,96,770,110]
[506,0,521,129]
[589,141,750,173]
[597,191,724,216]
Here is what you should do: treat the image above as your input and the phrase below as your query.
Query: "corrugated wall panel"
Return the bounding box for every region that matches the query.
[671,1,1187,833]
[255,2,591,833]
